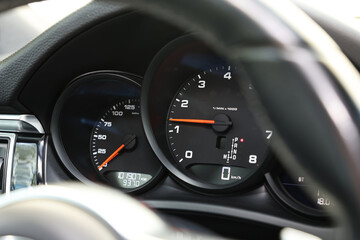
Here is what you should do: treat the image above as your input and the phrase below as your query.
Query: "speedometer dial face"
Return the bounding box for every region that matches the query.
[166,66,271,189]
[91,96,162,192]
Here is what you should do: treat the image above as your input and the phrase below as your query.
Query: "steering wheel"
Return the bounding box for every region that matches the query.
[1,0,360,239]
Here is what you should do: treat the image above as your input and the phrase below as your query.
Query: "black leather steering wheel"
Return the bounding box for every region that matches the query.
[127,0,360,238]
[1,0,360,239]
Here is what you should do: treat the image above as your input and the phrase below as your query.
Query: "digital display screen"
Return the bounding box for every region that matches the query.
[105,172,152,189]
[279,171,332,210]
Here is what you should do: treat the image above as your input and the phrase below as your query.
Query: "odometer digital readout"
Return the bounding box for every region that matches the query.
[104,172,153,189]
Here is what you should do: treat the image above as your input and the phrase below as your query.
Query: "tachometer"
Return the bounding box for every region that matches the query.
[142,36,273,192]
[166,66,271,189]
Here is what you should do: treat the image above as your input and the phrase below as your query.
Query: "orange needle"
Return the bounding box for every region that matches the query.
[98,144,125,170]
[97,134,136,171]
[169,118,215,124]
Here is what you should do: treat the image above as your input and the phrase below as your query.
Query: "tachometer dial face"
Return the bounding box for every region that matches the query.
[166,66,271,189]
[91,98,162,192]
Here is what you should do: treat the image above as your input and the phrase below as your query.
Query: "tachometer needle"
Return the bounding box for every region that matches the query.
[169,118,232,126]
[169,118,215,124]
[98,134,136,171]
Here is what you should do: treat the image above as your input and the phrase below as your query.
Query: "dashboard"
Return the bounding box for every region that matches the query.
[2,1,357,239]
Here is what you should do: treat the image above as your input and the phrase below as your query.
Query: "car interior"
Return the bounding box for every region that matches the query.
[0,0,360,239]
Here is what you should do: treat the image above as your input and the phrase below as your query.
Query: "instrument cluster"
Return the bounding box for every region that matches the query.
[51,35,332,218]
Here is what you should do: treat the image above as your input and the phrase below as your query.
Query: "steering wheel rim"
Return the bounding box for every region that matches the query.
[1,0,360,239]
[125,0,360,238]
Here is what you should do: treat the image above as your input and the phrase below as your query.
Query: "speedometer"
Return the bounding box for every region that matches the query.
[52,71,163,193]
[166,66,271,189]
[85,75,163,193]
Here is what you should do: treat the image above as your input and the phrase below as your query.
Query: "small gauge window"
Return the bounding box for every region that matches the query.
[265,166,333,218]
[279,170,333,210]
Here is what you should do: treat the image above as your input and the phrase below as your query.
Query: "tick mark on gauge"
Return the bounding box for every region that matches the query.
[179,158,184,162]
[173,149,176,152]
[198,74,201,79]
[169,130,173,133]
[93,152,97,155]
[176,99,180,102]
[101,118,104,122]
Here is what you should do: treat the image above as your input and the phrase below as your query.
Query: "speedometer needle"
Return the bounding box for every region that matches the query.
[98,134,136,171]
[169,118,232,126]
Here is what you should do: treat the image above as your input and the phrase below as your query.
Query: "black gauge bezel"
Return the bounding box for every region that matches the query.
[51,70,164,194]
[141,35,271,193]
[265,165,330,219]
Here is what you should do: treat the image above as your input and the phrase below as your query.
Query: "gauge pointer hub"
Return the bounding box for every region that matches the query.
[97,134,136,171]
[169,114,232,132]
[123,134,137,150]
[213,114,232,132]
